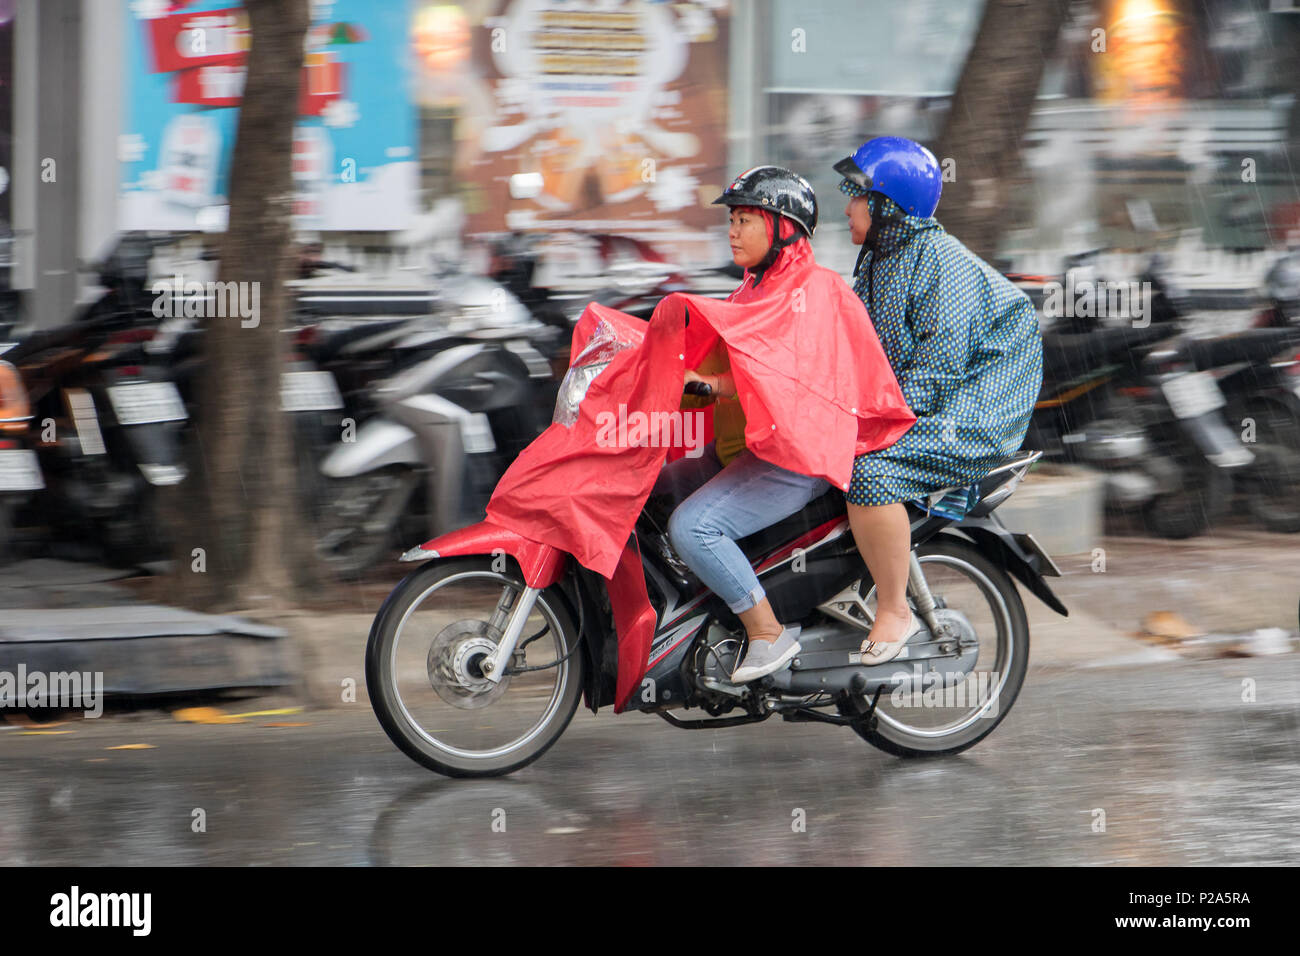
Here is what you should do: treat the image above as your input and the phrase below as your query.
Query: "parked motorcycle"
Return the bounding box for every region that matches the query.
[1146,251,1300,531]
[1029,317,1254,539]
[4,236,190,565]
[364,314,1067,778]
[126,240,564,576]
[315,330,544,577]
[0,357,43,565]
[1019,249,1256,538]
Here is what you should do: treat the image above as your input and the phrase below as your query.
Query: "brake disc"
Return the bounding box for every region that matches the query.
[427,619,511,710]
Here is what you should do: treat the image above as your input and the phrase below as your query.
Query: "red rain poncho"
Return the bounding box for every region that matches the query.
[485,235,916,710]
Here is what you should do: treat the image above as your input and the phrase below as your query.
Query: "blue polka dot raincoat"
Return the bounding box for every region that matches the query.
[841,187,1043,507]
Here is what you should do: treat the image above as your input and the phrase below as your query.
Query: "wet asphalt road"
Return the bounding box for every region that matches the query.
[1,657,1298,866]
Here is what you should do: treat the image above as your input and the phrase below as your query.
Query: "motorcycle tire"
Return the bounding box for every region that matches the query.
[1139,453,1231,540]
[313,466,419,578]
[1240,443,1300,532]
[837,537,1030,758]
[1228,396,1300,533]
[366,557,584,778]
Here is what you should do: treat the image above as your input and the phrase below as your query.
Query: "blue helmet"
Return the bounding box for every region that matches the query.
[833,137,942,218]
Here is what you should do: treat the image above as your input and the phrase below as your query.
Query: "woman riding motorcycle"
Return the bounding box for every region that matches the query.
[833,137,1043,663]
[654,165,915,684]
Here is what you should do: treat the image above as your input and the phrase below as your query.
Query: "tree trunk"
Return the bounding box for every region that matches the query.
[1282,17,1300,224]
[933,0,1072,262]
[166,0,310,612]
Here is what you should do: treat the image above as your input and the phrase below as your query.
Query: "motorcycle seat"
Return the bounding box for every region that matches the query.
[307,318,414,362]
[736,487,847,565]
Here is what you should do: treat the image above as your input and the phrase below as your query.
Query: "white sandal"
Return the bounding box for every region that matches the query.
[859,610,924,665]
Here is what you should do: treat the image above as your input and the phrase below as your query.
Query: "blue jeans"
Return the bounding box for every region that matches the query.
[653,442,830,614]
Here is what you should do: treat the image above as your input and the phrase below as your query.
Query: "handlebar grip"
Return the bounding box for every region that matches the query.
[684,380,712,398]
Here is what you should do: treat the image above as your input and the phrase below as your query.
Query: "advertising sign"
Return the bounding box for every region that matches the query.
[446,0,730,250]
[120,0,416,231]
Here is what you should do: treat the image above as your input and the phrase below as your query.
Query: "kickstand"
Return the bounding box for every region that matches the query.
[845,682,886,734]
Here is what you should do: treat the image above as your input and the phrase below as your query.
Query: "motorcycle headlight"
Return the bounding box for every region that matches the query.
[551,317,636,426]
[552,360,610,426]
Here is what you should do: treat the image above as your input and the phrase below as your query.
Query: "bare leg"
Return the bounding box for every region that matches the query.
[737,597,783,643]
[846,501,913,643]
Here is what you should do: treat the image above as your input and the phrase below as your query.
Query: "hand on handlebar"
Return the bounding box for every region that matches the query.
[683,369,714,398]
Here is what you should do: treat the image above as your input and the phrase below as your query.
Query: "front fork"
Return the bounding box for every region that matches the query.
[479,584,541,683]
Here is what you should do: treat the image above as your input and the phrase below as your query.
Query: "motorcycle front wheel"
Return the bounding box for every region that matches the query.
[313,466,419,577]
[1137,452,1230,539]
[365,558,584,778]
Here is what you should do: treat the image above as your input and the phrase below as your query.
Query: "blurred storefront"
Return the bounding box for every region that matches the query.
[11,0,424,329]
[740,0,1300,268]
[415,0,732,270]
[420,0,1300,275]
[118,0,417,232]
[6,0,1299,329]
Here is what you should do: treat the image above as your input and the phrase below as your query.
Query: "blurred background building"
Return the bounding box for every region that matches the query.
[3,0,1299,328]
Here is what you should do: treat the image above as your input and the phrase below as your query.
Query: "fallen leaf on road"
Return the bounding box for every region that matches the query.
[172,707,246,725]
[230,707,303,719]
[1139,610,1203,645]
[106,744,155,750]
[19,730,72,735]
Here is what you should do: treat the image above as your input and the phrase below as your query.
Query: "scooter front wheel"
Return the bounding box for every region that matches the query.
[365,558,584,778]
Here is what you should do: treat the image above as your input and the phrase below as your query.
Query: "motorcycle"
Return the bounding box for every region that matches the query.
[309,269,565,575]
[1146,252,1300,531]
[0,356,43,565]
[4,237,189,565]
[1023,252,1254,539]
[315,328,544,577]
[141,239,564,577]
[364,309,1067,778]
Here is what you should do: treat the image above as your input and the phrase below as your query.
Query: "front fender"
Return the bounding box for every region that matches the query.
[1177,411,1254,469]
[320,417,422,477]
[399,519,567,589]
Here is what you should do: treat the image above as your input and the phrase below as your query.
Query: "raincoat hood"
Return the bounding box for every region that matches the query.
[862,191,943,257]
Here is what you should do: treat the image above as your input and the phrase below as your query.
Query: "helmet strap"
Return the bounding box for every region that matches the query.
[751,211,801,286]
[855,192,899,268]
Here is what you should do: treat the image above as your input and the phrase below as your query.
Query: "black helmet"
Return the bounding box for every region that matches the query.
[712,165,818,238]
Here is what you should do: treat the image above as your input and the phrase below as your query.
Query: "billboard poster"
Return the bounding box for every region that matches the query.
[441,0,730,256]
[120,0,416,231]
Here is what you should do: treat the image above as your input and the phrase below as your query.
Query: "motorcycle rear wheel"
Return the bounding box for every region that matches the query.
[366,558,584,778]
[838,537,1029,758]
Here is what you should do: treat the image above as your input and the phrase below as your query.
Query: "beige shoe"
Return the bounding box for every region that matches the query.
[731,625,802,684]
[859,611,923,665]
